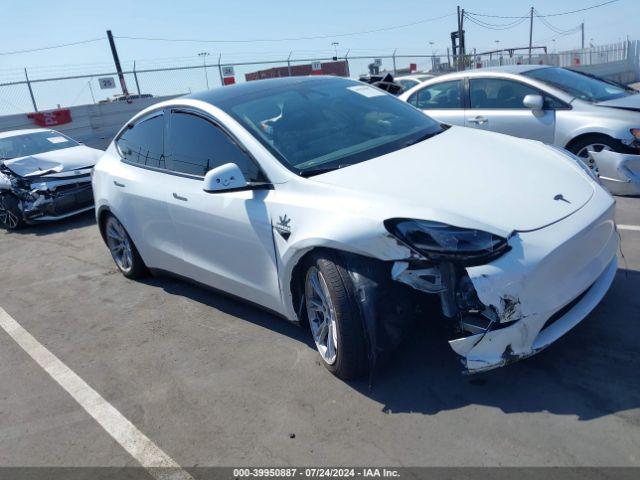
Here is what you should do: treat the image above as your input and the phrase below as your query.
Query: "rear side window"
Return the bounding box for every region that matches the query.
[166,111,262,181]
[116,114,165,168]
[470,78,540,109]
[408,80,463,109]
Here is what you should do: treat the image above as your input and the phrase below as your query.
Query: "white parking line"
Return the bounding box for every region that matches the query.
[618,224,640,232]
[0,307,193,480]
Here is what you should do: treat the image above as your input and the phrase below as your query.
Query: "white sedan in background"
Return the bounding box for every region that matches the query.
[0,129,102,229]
[395,74,435,92]
[400,65,640,195]
[93,76,618,378]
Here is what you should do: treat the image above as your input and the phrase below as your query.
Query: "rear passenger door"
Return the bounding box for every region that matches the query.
[466,77,556,143]
[406,80,465,126]
[113,111,184,273]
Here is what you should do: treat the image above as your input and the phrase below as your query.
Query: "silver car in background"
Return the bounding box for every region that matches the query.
[399,65,640,195]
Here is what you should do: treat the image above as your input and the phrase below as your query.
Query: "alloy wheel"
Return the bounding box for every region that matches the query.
[0,196,20,229]
[105,217,134,273]
[576,143,612,174]
[305,267,338,365]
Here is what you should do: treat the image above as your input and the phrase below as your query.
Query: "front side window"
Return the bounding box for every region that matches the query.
[116,114,164,168]
[524,67,634,103]
[166,111,262,181]
[408,80,463,110]
[217,77,443,176]
[0,131,78,160]
[469,78,544,109]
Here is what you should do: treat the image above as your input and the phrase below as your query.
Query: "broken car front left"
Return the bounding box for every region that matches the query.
[0,163,94,229]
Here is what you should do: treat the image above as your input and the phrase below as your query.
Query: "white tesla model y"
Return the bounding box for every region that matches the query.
[93,76,618,378]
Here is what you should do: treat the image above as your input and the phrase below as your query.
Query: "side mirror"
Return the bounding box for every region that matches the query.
[523,94,544,111]
[203,163,248,193]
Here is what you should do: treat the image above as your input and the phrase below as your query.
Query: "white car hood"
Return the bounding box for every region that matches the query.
[2,145,102,178]
[596,92,640,110]
[311,127,595,234]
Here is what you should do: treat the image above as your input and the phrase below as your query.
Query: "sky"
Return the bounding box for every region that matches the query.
[0,0,636,111]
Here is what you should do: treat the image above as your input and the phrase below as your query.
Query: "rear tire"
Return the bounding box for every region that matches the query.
[103,214,147,279]
[304,252,369,379]
[0,193,24,230]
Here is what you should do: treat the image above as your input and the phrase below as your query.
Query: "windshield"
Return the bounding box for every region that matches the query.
[0,131,78,160]
[524,67,633,103]
[218,77,443,175]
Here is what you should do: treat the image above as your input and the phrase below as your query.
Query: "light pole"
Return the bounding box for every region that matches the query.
[198,51,210,89]
[331,42,339,60]
[495,40,502,65]
[429,41,436,70]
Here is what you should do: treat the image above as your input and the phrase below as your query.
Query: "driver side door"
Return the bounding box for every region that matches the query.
[163,108,282,311]
[465,77,557,144]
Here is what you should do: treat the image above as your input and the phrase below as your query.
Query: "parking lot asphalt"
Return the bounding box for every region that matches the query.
[0,197,639,469]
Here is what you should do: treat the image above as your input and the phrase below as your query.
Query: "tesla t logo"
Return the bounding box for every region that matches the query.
[554,194,571,204]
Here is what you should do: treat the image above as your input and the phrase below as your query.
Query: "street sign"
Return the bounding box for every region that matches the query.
[98,77,116,89]
[222,66,234,77]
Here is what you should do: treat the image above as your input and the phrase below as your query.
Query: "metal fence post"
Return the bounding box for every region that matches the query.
[24,68,38,112]
[392,49,397,76]
[133,61,141,95]
[344,49,350,77]
[217,54,224,86]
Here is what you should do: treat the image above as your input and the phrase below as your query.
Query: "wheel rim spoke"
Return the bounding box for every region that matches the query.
[305,267,338,365]
[107,219,133,272]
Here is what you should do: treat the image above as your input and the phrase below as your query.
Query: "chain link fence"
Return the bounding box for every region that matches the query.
[1,41,638,116]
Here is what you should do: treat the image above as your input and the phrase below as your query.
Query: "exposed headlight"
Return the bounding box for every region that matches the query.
[384,218,510,265]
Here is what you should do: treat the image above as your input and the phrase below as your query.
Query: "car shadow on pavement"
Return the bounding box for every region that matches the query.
[347,269,640,421]
[8,210,96,236]
[143,267,638,422]
[141,273,317,350]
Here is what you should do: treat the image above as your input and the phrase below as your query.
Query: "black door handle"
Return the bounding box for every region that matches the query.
[173,193,188,201]
[113,181,125,187]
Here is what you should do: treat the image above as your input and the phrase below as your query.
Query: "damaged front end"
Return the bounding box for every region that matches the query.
[589,149,640,196]
[0,163,94,225]
[384,209,619,374]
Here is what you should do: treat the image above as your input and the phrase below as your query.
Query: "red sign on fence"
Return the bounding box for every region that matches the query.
[27,109,72,127]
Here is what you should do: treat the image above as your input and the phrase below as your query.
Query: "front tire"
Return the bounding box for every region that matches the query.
[104,214,147,279]
[0,193,24,230]
[568,134,628,174]
[304,252,369,379]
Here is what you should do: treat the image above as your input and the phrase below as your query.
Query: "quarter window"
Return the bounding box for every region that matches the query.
[166,111,262,181]
[116,114,165,168]
[408,80,463,109]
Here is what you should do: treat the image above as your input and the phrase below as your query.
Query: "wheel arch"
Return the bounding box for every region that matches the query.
[565,132,616,151]
[96,205,112,244]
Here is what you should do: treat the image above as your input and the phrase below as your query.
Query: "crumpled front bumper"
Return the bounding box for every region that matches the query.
[449,196,619,374]
[590,150,640,196]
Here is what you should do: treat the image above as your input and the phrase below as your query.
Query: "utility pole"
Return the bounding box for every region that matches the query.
[460,8,466,69]
[457,5,463,70]
[106,30,128,97]
[581,23,585,49]
[528,7,534,64]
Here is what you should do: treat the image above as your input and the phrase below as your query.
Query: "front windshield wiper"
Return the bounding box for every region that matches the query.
[404,129,443,148]
[299,164,354,177]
